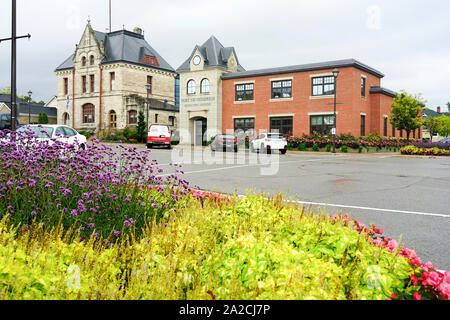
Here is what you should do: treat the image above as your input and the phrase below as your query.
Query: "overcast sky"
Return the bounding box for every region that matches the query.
[0,0,449,111]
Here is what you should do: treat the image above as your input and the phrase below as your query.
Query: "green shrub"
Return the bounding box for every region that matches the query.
[312,144,320,152]
[326,144,332,152]
[0,196,419,300]
[341,145,348,153]
[298,143,307,151]
[358,145,363,153]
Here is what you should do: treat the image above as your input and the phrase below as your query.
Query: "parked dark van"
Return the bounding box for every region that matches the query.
[0,112,19,131]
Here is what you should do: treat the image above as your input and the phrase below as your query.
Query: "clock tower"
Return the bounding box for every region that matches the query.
[176,36,245,145]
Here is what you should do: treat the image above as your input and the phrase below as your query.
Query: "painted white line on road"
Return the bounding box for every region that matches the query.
[236,195,449,219]
[156,157,354,178]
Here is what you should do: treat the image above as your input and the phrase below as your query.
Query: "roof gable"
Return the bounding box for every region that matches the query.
[177,35,245,72]
[56,26,175,73]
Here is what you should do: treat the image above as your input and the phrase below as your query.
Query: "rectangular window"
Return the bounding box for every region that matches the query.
[90,75,95,93]
[310,115,335,135]
[392,125,396,137]
[312,76,335,96]
[82,104,95,123]
[270,117,293,136]
[418,127,421,139]
[110,72,115,91]
[361,115,366,137]
[128,110,137,125]
[271,80,292,99]
[413,129,416,139]
[235,83,254,101]
[384,117,388,137]
[361,77,366,97]
[155,114,158,123]
[400,130,403,138]
[147,76,153,94]
[63,78,68,96]
[169,116,175,126]
[82,76,87,93]
[234,118,255,134]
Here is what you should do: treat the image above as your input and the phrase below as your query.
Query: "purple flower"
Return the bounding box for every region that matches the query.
[31,211,37,216]
[114,230,120,237]
[124,220,131,227]
[88,223,94,230]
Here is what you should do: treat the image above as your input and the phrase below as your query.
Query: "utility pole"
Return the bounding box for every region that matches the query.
[11,0,17,131]
[0,0,31,131]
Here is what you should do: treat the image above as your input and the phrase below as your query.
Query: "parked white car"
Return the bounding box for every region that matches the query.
[15,125,87,149]
[250,133,288,154]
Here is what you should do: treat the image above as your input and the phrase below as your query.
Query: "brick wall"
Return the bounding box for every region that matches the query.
[221,66,410,138]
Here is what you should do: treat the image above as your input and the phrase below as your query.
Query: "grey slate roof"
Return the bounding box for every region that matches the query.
[177,36,245,72]
[423,108,450,117]
[148,98,179,113]
[18,103,57,117]
[55,28,175,73]
[0,94,57,117]
[369,86,397,98]
[221,59,385,80]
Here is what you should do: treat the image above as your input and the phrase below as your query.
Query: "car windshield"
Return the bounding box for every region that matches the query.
[217,135,235,140]
[268,134,284,139]
[17,126,54,138]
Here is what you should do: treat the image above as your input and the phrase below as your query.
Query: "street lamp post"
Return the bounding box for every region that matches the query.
[332,68,339,154]
[27,90,32,124]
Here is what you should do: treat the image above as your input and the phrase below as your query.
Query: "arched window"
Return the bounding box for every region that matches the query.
[82,103,95,123]
[187,80,196,95]
[128,110,137,125]
[81,56,86,67]
[90,55,95,65]
[63,112,70,125]
[200,78,210,93]
[109,110,117,128]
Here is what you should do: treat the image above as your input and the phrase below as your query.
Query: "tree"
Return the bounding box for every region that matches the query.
[38,113,48,124]
[390,90,427,140]
[423,116,441,142]
[437,115,450,138]
[136,111,147,143]
[0,87,11,94]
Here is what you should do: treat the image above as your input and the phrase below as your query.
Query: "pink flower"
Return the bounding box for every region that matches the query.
[413,292,422,300]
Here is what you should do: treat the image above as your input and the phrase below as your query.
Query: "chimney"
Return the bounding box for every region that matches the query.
[133,27,142,35]
[437,106,441,114]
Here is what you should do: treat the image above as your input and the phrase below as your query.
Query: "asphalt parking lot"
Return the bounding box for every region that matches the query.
[117,144,450,270]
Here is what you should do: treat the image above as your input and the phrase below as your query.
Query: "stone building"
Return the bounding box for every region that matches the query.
[54,23,178,136]
[177,36,245,145]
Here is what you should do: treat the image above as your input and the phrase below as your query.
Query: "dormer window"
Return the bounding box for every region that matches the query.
[142,55,159,66]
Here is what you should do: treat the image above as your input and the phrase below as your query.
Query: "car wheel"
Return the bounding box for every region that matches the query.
[147,144,152,149]
[80,143,86,150]
[234,145,238,153]
[167,144,172,150]
[280,149,287,155]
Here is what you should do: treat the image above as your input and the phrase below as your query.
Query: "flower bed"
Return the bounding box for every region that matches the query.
[401,145,450,156]
[0,194,447,300]
[0,130,448,300]
[286,134,450,153]
[0,129,192,243]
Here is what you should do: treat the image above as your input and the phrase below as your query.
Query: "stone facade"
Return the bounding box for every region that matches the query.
[177,36,244,145]
[55,24,178,136]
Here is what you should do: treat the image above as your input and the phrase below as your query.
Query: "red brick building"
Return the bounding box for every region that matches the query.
[221,59,421,139]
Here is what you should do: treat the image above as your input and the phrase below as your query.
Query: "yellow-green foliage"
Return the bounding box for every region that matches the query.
[0,195,414,300]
